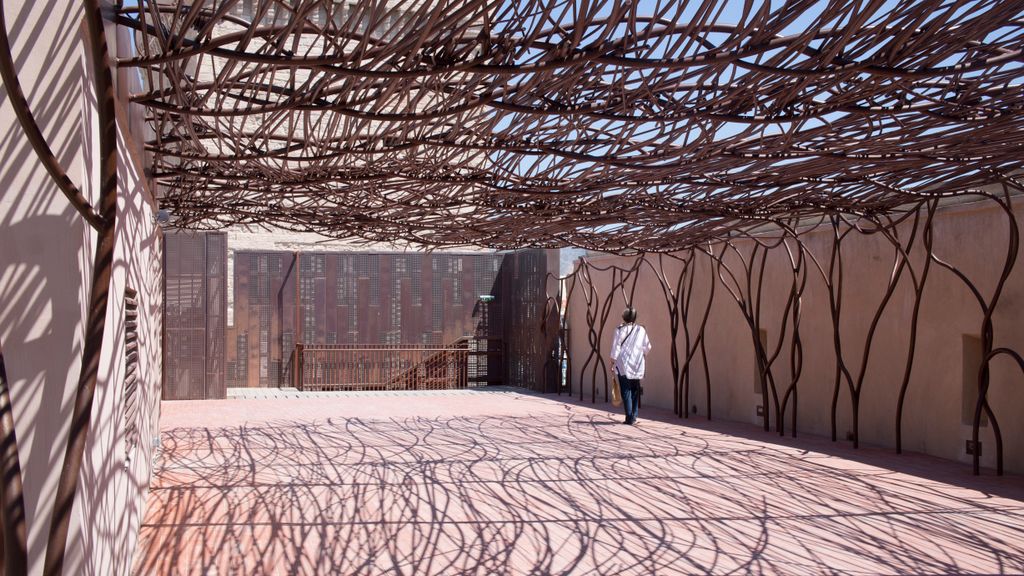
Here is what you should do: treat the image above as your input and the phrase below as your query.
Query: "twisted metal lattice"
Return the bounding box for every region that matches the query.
[558,183,1023,476]
[119,0,1024,250]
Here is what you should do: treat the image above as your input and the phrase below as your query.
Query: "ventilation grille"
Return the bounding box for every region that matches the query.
[124,287,140,463]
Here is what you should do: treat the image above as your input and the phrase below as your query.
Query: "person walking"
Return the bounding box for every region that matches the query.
[609,307,651,425]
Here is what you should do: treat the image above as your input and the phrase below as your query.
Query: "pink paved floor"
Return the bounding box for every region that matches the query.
[134,389,1024,575]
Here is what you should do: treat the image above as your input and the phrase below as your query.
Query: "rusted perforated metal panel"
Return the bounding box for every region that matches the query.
[227,251,296,388]
[227,251,509,387]
[205,234,227,398]
[495,249,558,392]
[163,232,227,399]
[166,244,551,391]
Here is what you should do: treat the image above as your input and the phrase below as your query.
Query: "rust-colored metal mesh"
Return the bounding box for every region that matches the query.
[226,250,505,387]
[163,232,228,399]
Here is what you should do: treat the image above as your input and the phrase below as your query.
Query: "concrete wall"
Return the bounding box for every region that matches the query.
[567,199,1024,474]
[0,0,162,573]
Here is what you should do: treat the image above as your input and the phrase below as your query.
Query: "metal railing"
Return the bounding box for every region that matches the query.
[295,343,470,391]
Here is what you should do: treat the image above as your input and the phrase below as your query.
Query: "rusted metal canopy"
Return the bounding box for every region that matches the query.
[118,0,1024,251]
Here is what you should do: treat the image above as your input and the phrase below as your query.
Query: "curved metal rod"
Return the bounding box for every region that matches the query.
[0,343,27,575]
[894,200,937,453]
[110,0,1024,250]
[0,1,104,231]
[776,229,807,438]
[926,189,1019,474]
[567,198,1021,475]
[974,347,1022,476]
[842,210,919,448]
[43,0,118,573]
[679,248,716,420]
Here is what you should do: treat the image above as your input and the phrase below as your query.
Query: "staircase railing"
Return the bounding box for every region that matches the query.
[293,341,459,391]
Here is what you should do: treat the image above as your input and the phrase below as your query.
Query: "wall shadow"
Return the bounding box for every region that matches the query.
[0,0,93,569]
[0,0,162,571]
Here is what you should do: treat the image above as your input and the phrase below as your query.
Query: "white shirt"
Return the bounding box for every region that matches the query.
[610,323,652,379]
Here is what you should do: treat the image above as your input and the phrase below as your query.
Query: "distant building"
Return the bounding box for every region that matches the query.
[164,231,559,398]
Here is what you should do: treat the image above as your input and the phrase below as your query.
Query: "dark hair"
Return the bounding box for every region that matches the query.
[622,307,637,323]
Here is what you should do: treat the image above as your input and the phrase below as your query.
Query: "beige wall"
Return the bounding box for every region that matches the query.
[0,0,162,573]
[567,199,1024,474]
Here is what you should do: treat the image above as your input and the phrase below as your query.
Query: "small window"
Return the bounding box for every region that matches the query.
[124,288,140,463]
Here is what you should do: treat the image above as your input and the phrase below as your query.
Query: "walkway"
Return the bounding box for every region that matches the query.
[134,389,1024,575]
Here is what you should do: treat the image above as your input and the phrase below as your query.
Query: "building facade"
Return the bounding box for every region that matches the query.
[164,232,558,397]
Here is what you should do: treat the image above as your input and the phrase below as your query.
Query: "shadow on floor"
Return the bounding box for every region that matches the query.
[550,391,1024,502]
[134,393,1024,575]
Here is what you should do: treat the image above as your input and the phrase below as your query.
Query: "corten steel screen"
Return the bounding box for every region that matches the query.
[495,250,560,392]
[163,232,227,400]
[227,251,512,388]
[164,236,555,394]
[229,251,297,388]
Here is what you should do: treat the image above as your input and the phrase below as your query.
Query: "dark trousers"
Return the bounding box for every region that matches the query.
[617,374,641,422]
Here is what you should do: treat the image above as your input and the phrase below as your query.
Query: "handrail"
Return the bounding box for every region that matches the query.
[304,345,468,352]
[296,339,501,392]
